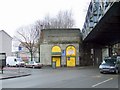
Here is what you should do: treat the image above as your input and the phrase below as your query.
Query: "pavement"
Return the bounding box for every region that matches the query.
[0,66,94,80]
[0,67,31,80]
[0,66,102,80]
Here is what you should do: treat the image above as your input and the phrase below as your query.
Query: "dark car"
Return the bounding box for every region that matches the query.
[99,57,119,74]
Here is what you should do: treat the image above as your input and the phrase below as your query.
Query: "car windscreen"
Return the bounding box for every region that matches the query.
[29,62,34,64]
[102,59,116,65]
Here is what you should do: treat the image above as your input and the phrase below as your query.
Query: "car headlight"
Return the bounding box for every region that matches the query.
[110,66,115,68]
[99,65,102,69]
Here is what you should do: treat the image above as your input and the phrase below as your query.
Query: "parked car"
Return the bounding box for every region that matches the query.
[25,61,43,68]
[19,61,26,67]
[99,57,119,74]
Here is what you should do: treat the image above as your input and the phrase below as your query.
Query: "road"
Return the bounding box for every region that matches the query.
[1,66,119,88]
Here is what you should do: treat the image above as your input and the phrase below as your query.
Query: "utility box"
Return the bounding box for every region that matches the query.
[0,53,6,68]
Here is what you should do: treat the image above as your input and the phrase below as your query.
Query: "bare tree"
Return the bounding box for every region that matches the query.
[15,25,39,61]
[41,10,75,29]
[56,10,75,28]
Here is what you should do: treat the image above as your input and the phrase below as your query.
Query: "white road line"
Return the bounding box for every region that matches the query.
[92,78,113,87]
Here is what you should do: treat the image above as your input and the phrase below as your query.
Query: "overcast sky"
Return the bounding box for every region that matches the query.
[0,0,91,37]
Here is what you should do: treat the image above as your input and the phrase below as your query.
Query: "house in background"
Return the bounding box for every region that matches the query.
[17,43,38,63]
[0,30,12,56]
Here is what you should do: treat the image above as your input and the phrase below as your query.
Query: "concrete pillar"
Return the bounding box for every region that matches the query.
[81,43,103,66]
[81,43,92,66]
[108,46,113,57]
[94,48,102,66]
[102,48,109,60]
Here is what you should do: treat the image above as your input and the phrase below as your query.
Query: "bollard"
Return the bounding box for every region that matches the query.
[1,66,3,74]
[52,61,56,69]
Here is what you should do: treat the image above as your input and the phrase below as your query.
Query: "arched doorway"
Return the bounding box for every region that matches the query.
[66,45,76,67]
[51,46,61,67]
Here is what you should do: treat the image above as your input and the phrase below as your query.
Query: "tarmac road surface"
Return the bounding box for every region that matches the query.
[1,66,119,88]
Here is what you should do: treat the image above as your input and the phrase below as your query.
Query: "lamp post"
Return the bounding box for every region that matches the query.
[37,25,43,63]
[0,53,6,74]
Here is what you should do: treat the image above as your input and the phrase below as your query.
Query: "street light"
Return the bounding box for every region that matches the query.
[37,24,43,63]
[0,53,6,74]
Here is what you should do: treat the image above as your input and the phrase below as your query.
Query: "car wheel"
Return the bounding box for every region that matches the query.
[16,64,18,67]
[32,65,35,69]
[7,64,10,67]
[100,71,103,74]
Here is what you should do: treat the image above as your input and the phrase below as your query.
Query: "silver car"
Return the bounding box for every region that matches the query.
[25,61,43,68]
[99,58,119,74]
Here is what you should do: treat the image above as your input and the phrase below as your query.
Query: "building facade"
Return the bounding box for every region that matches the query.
[40,28,81,67]
[0,30,12,56]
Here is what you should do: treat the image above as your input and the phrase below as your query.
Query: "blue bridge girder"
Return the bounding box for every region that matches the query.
[82,0,120,46]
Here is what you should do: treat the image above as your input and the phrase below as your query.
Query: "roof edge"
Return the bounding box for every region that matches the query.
[41,28,80,31]
[0,30,13,39]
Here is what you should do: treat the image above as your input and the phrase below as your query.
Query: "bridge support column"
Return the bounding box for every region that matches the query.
[81,43,102,66]
[94,48,102,66]
[81,43,94,66]
[108,46,113,57]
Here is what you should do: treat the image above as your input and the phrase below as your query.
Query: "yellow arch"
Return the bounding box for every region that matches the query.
[66,45,76,56]
[52,46,61,53]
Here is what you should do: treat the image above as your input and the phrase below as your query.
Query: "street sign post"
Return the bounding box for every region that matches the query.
[62,50,66,57]
[0,53,6,74]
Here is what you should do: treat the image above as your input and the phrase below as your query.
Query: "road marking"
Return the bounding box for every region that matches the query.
[92,75,101,78]
[92,78,113,87]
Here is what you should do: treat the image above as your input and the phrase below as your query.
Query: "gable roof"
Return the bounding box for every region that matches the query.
[0,30,12,39]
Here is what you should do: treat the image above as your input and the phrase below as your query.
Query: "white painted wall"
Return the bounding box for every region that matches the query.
[0,32,2,53]
[0,30,12,56]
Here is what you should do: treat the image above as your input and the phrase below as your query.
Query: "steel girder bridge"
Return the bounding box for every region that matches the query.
[82,0,120,45]
[81,0,120,66]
